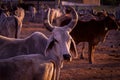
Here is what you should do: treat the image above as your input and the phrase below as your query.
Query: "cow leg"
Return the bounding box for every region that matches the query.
[80,42,85,59]
[55,68,60,80]
[35,62,54,80]
[88,43,95,64]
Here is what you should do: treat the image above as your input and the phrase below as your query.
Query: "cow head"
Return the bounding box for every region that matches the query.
[104,16,119,31]
[44,6,78,62]
[45,29,72,61]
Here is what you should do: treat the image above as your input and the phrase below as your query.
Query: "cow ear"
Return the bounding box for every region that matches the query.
[70,38,78,59]
[44,36,55,56]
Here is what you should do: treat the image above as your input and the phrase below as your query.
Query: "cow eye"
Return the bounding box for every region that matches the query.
[48,39,58,49]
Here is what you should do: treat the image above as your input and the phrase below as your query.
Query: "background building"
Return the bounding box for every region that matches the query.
[1,0,100,6]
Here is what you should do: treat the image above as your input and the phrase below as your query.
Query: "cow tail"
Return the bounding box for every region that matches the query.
[14,17,18,38]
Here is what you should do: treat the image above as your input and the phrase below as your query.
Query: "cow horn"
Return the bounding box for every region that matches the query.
[63,6,78,32]
[44,6,78,32]
[44,8,55,31]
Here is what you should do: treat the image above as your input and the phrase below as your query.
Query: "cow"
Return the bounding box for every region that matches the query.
[50,8,63,23]
[0,32,47,59]
[29,5,37,22]
[0,54,54,80]
[0,6,78,80]
[45,10,119,64]
[0,7,25,38]
[49,6,65,26]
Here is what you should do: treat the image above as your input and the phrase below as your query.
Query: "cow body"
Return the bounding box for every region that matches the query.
[0,32,47,59]
[71,19,108,44]
[0,16,18,38]
[0,54,54,80]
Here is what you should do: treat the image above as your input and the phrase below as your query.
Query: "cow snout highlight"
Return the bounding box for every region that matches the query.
[63,54,72,61]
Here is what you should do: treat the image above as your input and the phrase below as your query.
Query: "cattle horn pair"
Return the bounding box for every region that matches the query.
[44,6,78,32]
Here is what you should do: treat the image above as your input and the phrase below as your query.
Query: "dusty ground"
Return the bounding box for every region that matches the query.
[21,13,120,80]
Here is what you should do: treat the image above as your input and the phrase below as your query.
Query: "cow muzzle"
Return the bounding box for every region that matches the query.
[63,54,72,61]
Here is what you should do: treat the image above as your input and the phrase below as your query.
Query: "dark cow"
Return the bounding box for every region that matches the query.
[46,12,119,64]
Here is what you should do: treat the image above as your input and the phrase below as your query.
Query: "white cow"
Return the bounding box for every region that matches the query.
[0,7,25,38]
[0,32,47,59]
[0,6,78,80]
[0,54,54,80]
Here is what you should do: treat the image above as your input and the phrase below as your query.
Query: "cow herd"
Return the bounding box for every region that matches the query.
[46,6,119,64]
[0,6,25,38]
[0,4,119,80]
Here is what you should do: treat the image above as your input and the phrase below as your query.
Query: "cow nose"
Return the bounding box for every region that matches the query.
[63,54,72,61]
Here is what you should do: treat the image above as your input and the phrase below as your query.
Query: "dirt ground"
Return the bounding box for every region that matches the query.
[21,13,120,80]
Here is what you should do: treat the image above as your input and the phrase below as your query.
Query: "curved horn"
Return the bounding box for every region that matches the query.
[70,38,78,59]
[63,6,78,32]
[44,8,55,31]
